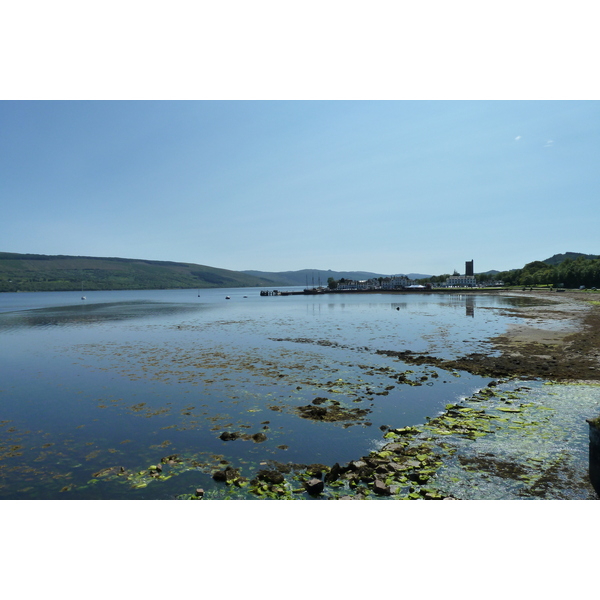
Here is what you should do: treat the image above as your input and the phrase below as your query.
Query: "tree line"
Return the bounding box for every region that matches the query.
[493,256,600,288]
[416,256,600,288]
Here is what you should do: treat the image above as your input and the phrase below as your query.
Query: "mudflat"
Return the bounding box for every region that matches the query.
[380,290,600,382]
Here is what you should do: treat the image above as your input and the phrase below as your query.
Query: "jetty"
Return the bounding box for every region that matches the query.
[260,288,326,296]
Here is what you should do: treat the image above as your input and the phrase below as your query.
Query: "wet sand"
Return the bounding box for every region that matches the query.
[380,290,600,382]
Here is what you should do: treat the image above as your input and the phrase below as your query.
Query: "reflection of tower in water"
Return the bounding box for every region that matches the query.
[465,295,475,317]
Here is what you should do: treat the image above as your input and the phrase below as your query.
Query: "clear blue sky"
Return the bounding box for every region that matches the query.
[1,100,598,276]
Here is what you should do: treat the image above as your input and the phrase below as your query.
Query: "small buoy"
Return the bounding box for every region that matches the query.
[225,296,231,300]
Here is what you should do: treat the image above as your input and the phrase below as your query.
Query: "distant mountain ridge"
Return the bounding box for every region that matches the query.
[4,249,595,293]
[242,268,432,287]
[0,252,282,292]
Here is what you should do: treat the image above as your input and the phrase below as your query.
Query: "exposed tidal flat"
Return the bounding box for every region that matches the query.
[0,287,598,500]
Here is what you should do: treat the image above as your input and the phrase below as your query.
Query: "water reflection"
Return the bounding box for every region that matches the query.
[1,288,582,500]
[0,301,206,331]
[466,296,475,317]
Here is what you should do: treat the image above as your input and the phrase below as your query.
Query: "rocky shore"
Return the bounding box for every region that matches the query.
[183,289,600,500]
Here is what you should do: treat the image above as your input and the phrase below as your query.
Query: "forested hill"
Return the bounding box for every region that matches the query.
[0,252,284,292]
[542,252,600,266]
[494,253,600,287]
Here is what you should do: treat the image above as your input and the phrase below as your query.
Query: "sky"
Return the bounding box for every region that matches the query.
[1,100,599,276]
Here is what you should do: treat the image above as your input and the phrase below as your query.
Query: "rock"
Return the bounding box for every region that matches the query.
[312,397,328,405]
[161,454,180,463]
[219,431,240,441]
[257,469,285,485]
[212,470,227,481]
[195,488,204,497]
[325,462,342,483]
[348,460,367,471]
[300,405,328,419]
[382,442,406,453]
[251,433,267,443]
[357,466,374,481]
[306,464,327,477]
[305,478,324,495]
[373,479,392,496]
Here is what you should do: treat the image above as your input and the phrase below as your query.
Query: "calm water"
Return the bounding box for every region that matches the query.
[0,288,595,499]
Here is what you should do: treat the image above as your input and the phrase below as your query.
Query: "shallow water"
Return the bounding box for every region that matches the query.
[0,288,594,499]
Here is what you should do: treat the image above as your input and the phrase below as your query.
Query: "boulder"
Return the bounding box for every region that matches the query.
[373,479,391,496]
[257,469,285,485]
[348,460,367,471]
[305,478,324,495]
[325,462,342,483]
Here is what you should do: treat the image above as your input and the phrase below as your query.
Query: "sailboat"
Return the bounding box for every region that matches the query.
[81,281,86,300]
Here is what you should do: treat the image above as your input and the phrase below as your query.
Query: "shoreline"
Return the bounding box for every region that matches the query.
[377,289,600,382]
[226,289,600,500]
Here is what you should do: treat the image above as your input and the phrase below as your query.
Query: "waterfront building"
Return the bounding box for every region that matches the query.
[446,260,477,287]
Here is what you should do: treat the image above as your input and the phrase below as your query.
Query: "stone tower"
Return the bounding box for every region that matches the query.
[465,260,474,276]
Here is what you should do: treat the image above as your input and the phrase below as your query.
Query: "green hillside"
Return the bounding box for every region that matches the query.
[543,252,600,266]
[0,252,283,292]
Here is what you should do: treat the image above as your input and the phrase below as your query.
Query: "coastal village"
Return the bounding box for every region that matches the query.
[259,260,505,296]
[334,260,503,291]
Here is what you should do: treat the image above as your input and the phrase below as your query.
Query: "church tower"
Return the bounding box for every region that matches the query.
[465,260,474,277]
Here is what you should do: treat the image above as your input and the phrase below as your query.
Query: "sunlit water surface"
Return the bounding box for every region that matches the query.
[0,288,597,499]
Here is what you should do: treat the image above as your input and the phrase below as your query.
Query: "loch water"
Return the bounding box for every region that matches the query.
[0,288,597,499]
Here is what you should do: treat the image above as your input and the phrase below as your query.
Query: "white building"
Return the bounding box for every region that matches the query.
[446,275,477,287]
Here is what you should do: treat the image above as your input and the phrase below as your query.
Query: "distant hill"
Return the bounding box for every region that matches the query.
[242,269,432,286]
[0,252,283,292]
[542,252,599,266]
